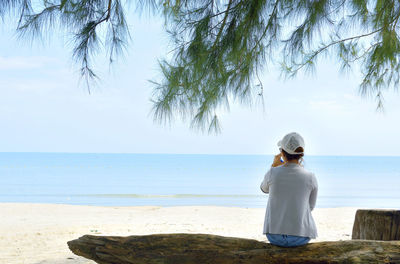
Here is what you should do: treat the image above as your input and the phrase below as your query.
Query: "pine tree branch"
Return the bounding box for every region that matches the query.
[292,28,383,73]
[93,0,113,26]
[253,0,280,52]
[211,0,232,51]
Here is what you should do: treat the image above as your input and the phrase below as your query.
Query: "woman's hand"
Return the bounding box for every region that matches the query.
[271,153,284,167]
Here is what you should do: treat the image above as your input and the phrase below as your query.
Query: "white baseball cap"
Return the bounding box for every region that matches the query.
[277,132,305,155]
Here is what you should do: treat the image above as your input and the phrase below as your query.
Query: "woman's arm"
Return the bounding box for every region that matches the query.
[309,174,318,211]
[260,169,272,193]
[261,154,282,193]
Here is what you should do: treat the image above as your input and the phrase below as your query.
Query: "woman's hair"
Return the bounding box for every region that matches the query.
[281,147,304,163]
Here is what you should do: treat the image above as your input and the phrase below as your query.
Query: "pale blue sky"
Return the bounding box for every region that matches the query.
[1,14,400,156]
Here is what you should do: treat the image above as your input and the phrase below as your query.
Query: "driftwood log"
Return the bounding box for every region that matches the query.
[352,209,400,240]
[68,233,400,264]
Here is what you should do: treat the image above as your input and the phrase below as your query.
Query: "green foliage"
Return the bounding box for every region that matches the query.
[2,0,400,131]
[152,0,277,132]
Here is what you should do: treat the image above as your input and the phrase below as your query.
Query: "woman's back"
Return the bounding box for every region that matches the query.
[261,163,318,238]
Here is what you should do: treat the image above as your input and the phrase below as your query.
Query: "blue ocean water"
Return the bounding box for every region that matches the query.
[0,153,399,208]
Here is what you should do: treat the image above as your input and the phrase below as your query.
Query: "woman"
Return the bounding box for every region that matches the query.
[260,132,318,247]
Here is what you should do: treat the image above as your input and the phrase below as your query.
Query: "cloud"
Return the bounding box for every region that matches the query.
[308,93,363,113]
[308,99,348,113]
[0,56,57,70]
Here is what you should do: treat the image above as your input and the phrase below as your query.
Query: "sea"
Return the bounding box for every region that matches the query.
[0,152,399,208]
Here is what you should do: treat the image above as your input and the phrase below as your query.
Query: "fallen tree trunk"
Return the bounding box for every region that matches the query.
[68,233,400,264]
[352,209,400,240]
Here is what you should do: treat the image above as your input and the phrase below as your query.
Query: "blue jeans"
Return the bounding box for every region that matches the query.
[266,233,310,247]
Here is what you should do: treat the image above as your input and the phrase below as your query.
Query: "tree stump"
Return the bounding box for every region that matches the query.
[352,209,400,240]
[68,233,400,264]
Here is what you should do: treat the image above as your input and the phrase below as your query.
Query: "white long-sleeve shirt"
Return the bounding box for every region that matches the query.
[260,162,318,238]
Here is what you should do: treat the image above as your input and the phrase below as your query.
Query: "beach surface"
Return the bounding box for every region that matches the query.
[1,203,358,264]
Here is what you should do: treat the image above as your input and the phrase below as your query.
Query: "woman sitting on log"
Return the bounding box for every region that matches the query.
[260,132,318,247]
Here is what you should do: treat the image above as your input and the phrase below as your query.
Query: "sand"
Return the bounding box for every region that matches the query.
[0,203,359,264]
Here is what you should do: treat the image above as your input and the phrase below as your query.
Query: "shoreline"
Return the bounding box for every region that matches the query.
[0,201,375,208]
[1,201,393,209]
[1,203,359,264]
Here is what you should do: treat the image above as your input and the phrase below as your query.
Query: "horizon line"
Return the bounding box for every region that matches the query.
[0,151,399,157]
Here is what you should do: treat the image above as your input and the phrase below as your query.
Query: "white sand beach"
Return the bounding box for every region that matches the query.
[0,203,359,264]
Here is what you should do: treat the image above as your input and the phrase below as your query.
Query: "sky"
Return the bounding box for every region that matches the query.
[1,12,400,156]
